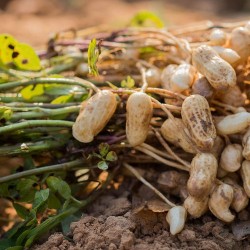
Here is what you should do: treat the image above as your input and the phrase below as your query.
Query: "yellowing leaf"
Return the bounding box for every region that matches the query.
[13,43,41,71]
[21,84,44,100]
[0,34,18,65]
[51,94,73,104]
[87,39,100,76]
[130,11,164,28]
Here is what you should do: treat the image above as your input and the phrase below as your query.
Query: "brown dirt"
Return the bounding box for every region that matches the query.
[32,177,250,250]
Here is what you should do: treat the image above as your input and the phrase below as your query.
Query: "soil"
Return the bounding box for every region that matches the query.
[32,177,250,250]
[1,0,250,249]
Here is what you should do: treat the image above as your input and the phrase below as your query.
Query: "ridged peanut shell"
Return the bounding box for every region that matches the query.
[126,92,153,146]
[181,94,216,151]
[192,45,236,90]
[187,153,218,199]
[73,90,117,143]
[161,118,197,154]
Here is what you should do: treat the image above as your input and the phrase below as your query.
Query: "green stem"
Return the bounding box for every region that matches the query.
[0,77,93,91]
[0,159,88,184]
[0,139,67,156]
[0,120,73,135]
[0,94,51,103]
[11,106,80,121]
[6,102,81,109]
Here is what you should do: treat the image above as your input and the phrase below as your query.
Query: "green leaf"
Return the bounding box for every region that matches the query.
[61,214,80,234]
[46,176,71,200]
[0,238,16,250]
[6,247,23,250]
[87,39,100,76]
[20,84,44,100]
[106,151,118,162]
[23,155,35,170]
[26,209,37,227]
[47,193,61,209]
[46,176,61,192]
[12,43,41,71]
[58,180,71,200]
[13,203,29,220]
[16,178,36,202]
[0,183,9,197]
[98,143,109,157]
[0,34,18,65]
[130,11,164,28]
[121,75,135,88]
[32,189,50,212]
[16,227,33,246]
[51,94,73,104]
[97,161,109,170]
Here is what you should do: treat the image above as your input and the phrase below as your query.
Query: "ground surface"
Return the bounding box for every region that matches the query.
[32,178,250,250]
[1,0,250,249]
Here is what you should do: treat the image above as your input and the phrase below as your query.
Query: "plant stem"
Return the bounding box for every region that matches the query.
[6,102,81,109]
[0,94,52,103]
[0,159,88,184]
[0,139,67,156]
[123,162,175,207]
[11,106,80,121]
[0,120,74,135]
[0,78,93,92]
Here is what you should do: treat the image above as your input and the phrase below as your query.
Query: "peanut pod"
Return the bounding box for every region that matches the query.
[161,118,197,154]
[241,160,250,198]
[208,183,235,223]
[73,90,117,143]
[220,144,243,172]
[169,64,197,93]
[192,45,236,90]
[187,153,218,199]
[181,94,216,151]
[184,195,208,218]
[223,177,249,213]
[126,92,153,146]
[166,206,187,235]
[215,112,250,135]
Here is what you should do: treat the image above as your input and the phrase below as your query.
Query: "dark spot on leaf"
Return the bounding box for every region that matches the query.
[8,44,14,50]
[22,59,28,64]
[12,51,19,58]
[4,36,7,39]
[0,118,6,124]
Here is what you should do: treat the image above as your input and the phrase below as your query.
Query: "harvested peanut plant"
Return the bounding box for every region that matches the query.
[0,17,250,249]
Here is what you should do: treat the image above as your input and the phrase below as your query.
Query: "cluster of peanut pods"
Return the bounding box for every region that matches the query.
[72,20,250,235]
